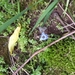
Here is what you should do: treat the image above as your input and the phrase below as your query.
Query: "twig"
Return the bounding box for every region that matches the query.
[13,30,75,75]
[9,67,14,74]
[58,23,75,30]
[58,3,75,40]
[58,3,75,24]
[17,64,30,75]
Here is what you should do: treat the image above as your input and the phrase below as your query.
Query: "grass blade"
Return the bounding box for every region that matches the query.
[17,0,20,13]
[63,0,70,15]
[42,6,55,26]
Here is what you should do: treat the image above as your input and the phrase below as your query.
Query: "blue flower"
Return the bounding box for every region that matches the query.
[40,32,48,41]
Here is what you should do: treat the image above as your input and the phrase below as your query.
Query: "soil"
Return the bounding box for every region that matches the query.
[0,36,11,65]
[30,3,75,40]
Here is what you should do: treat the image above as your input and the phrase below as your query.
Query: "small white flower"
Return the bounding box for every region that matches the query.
[40,32,48,41]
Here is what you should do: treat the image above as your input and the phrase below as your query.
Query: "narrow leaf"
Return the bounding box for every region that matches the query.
[42,7,55,26]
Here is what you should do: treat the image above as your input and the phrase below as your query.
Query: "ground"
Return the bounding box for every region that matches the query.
[0,0,75,75]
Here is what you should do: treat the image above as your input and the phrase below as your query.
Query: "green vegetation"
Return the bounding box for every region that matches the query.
[39,38,75,75]
[0,0,75,75]
[0,57,8,75]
